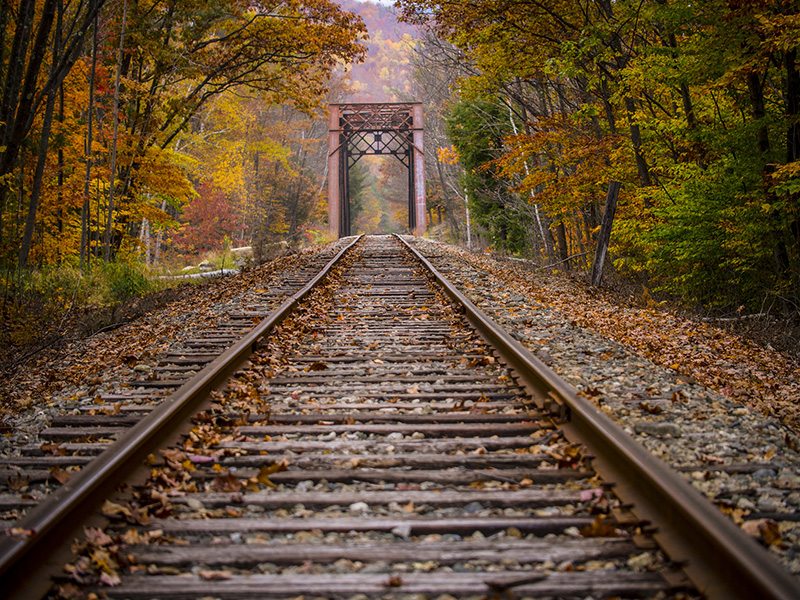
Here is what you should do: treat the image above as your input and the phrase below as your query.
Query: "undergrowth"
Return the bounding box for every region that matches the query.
[0,259,187,362]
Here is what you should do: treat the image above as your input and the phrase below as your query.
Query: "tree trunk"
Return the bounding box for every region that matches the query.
[19,1,62,268]
[786,48,800,164]
[747,71,770,154]
[81,16,99,271]
[0,0,36,242]
[0,0,58,198]
[660,27,697,130]
[153,198,167,265]
[625,97,653,188]
[591,181,622,287]
[56,83,64,246]
[0,1,9,86]
[783,48,800,288]
[0,0,35,148]
[464,189,472,250]
[599,79,618,134]
[103,0,128,261]
[556,220,570,271]
[139,217,151,265]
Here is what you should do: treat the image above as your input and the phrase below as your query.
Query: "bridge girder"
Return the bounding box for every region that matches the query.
[327,103,426,238]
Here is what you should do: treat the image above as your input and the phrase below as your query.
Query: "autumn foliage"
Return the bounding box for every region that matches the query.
[0,0,366,279]
[400,0,800,312]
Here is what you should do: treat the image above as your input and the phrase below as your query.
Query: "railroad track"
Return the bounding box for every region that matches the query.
[1,235,798,599]
[0,238,356,525]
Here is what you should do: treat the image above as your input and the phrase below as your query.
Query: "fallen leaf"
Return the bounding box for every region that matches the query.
[7,472,29,492]
[210,474,243,493]
[56,583,82,599]
[5,527,35,538]
[188,454,215,464]
[40,443,66,456]
[718,504,747,524]
[384,574,403,587]
[99,571,121,587]
[742,519,782,546]
[120,529,145,545]
[160,448,186,466]
[101,501,133,521]
[639,401,663,415]
[254,460,289,488]
[90,548,117,573]
[84,527,113,547]
[50,466,72,484]
[579,515,617,537]
[579,488,604,502]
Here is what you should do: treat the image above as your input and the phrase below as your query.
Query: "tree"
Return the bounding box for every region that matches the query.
[397,0,800,310]
[2,0,107,266]
[0,0,366,279]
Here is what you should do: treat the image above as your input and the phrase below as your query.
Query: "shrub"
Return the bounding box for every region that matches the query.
[102,261,153,303]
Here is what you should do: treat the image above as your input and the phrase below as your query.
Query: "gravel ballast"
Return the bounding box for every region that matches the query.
[405,236,800,576]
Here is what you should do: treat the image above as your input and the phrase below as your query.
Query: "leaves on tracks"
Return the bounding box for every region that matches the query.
[580,515,619,538]
[742,518,783,547]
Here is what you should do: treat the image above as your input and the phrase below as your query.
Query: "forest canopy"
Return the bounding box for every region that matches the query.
[0,0,366,295]
[398,0,800,312]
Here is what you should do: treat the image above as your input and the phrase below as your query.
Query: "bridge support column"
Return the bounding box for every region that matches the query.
[327,105,341,239]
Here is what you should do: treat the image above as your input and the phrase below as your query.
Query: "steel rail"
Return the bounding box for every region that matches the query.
[0,235,362,599]
[397,234,800,600]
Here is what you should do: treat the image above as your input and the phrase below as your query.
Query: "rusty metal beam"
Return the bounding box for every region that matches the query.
[328,103,427,238]
[327,105,341,239]
[412,104,427,236]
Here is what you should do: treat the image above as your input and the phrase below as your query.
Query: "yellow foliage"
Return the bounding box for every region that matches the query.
[437,146,461,165]
[138,147,196,204]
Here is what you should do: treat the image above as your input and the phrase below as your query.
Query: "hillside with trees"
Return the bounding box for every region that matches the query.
[338,0,417,102]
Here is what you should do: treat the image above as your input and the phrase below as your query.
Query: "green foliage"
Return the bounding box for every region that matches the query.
[616,162,773,309]
[446,98,531,253]
[1,258,163,351]
[19,259,155,308]
[102,261,153,303]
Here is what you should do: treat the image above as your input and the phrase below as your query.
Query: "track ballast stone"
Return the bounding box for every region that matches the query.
[405,235,800,576]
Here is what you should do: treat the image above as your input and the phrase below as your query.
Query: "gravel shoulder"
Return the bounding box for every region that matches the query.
[407,236,800,574]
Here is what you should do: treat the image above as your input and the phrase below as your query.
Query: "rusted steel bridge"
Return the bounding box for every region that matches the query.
[327,103,426,237]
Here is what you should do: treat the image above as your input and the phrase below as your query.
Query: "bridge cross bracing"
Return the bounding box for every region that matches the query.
[327,102,427,238]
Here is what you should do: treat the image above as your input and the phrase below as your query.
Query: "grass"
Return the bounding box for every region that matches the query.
[0,258,193,357]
